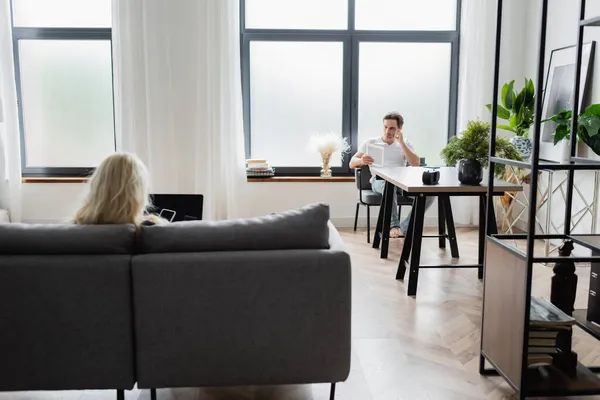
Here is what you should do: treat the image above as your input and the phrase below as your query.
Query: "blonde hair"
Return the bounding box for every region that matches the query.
[75,152,151,226]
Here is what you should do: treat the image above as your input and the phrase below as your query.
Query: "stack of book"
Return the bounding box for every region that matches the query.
[246,159,274,178]
[528,297,575,367]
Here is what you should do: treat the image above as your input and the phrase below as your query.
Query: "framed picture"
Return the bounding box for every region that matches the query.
[539,41,595,162]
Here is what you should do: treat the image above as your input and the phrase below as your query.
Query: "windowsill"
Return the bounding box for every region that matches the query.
[22,176,356,183]
[247,176,355,182]
[22,177,89,183]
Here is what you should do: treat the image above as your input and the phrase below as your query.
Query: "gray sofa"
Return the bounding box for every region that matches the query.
[0,203,351,400]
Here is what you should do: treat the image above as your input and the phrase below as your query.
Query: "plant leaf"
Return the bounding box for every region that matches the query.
[502,80,515,110]
[514,88,525,114]
[497,124,517,133]
[524,78,535,108]
[509,114,518,129]
[553,125,570,145]
[580,115,600,137]
[496,105,510,120]
[583,104,600,118]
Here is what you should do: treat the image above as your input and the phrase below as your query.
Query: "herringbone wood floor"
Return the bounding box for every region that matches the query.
[3,227,600,400]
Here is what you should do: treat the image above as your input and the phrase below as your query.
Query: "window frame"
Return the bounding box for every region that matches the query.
[10,1,115,178]
[240,0,462,176]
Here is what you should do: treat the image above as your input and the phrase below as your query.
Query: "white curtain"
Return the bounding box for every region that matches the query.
[112,0,247,221]
[0,0,22,222]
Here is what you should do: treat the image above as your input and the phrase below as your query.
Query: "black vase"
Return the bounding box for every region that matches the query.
[457,159,483,185]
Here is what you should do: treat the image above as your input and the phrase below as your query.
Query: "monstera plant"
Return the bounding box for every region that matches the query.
[543,104,600,155]
[486,78,536,159]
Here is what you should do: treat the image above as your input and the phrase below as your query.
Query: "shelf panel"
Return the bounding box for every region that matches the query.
[581,16,600,26]
[489,156,600,171]
[573,309,600,340]
[525,363,600,397]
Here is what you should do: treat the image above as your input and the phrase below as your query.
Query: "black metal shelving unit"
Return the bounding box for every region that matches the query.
[480,0,600,398]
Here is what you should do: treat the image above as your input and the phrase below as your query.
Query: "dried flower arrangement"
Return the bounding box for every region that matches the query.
[307,132,351,178]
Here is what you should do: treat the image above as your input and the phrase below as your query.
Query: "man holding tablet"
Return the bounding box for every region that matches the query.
[349,112,434,238]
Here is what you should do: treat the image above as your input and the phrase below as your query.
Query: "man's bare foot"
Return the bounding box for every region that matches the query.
[390,227,401,238]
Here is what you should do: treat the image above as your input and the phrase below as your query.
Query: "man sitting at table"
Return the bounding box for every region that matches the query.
[349,111,434,238]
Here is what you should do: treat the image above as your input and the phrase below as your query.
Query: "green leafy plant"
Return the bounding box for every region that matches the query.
[543,104,600,155]
[440,119,524,178]
[486,78,536,138]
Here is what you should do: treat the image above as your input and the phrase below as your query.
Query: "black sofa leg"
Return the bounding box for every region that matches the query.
[354,203,359,232]
[150,388,157,400]
[116,390,124,400]
[329,383,336,399]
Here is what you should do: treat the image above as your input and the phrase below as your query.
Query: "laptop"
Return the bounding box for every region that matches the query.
[147,194,204,222]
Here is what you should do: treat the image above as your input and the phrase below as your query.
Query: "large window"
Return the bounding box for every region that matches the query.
[10,0,114,177]
[241,0,461,175]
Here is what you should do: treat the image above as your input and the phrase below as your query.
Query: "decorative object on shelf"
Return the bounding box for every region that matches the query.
[440,119,523,184]
[486,78,536,159]
[543,104,600,156]
[307,132,350,178]
[539,41,595,162]
[550,239,577,316]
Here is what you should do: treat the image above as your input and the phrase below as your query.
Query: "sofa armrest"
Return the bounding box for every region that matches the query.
[132,249,351,388]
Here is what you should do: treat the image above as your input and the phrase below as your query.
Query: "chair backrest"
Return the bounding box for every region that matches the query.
[355,166,373,190]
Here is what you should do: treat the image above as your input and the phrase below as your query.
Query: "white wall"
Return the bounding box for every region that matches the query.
[514,0,600,236]
[21,181,473,227]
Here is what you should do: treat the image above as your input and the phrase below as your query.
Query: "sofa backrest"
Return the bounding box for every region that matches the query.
[137,202,331,253]
[0,223,136,255]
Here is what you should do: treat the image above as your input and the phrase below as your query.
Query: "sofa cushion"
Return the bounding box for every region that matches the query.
[139,203,330,253]
[0,223,136,255]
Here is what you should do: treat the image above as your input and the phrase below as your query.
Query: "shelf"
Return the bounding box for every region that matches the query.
[573,309,600,340]
[490,156,600,171]
[581,16,600,26]
[525,363,600,397]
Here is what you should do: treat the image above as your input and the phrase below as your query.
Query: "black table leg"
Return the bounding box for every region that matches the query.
[438,196,446,248]
[478,195,486,280]
[407,196,427,296]
[380,181,395,259]
[441,196,460,258]
[396,202,417,280]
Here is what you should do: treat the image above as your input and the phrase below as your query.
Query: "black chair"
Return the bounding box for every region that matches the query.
[354,166,413,243]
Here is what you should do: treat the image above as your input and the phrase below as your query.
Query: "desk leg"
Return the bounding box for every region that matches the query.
[438,197,446,248]
[380,181,394,259]
[396,202,416,280]
[441,196,459,258]
[407,196,426,296]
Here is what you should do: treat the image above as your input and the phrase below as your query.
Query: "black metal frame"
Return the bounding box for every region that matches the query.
[9,1,115,177]
[240,0,462,176]
[480,0,600,398]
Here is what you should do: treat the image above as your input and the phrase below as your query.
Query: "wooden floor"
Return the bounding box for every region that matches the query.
[3,227,600,400]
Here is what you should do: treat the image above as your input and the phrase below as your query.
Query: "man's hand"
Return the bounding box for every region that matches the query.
[395,129,404,144]
[361,155,374,165]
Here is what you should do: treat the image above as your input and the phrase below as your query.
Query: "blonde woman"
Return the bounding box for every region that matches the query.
[74,152,166,226]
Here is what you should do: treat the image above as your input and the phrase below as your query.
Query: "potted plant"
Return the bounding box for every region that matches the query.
[440,119,523,185]
[543,104,600,155]
[486,78,536,159]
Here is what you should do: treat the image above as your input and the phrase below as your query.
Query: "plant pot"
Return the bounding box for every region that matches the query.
[457,159,483,185]
[510,136,533,159]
